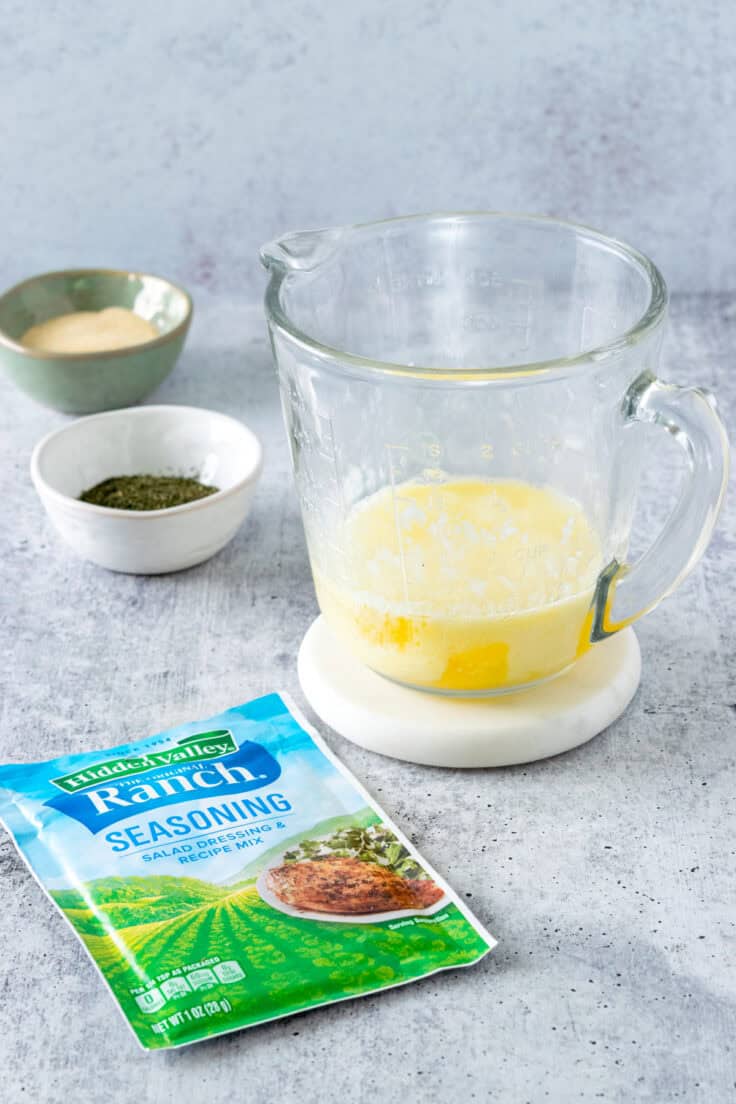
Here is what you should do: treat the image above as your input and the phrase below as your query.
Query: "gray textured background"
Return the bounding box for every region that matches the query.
[2,0,736,296]
[1,3,735,1102]
[1,298,734,1103]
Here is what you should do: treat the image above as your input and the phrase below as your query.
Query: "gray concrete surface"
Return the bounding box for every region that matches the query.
[2,1,736,298]
[0,295,734,1102]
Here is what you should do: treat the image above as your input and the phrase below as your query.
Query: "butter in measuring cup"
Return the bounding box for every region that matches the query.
[313,477,603,692]
[0,694,495,1050]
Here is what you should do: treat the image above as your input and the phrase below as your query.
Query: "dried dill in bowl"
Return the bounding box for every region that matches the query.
[79,474,218,511]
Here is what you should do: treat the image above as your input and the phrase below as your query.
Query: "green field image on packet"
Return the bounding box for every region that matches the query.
[0,693,496,1049]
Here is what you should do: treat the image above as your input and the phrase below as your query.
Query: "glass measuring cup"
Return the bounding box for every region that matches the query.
[262,213,728,695]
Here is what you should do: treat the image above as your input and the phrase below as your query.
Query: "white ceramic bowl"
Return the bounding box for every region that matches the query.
[30,405,263,574]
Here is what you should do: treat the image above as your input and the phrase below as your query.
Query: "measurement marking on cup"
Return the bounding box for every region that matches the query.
[520,278,533,351]
[316,412,347,522]
[386,444,411,604]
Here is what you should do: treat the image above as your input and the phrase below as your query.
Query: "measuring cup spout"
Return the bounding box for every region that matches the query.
[260,226,346,274]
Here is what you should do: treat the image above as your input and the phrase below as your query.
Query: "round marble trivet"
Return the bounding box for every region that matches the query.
[298,616,641,768]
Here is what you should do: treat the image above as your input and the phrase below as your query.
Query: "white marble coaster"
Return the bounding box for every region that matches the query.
[298,616,641,768]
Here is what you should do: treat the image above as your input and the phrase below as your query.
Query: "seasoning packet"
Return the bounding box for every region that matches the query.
[0,693,495,1050]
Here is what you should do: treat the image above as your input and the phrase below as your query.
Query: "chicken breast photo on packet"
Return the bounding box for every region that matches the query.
[259,823,448,921]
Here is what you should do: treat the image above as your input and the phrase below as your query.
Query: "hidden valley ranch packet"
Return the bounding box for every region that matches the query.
[0,694,495,1049]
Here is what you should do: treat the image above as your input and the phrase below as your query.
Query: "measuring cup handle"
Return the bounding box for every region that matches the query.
[590,373,729,641]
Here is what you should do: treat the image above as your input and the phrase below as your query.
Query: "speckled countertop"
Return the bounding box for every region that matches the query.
[0,296,733,1103]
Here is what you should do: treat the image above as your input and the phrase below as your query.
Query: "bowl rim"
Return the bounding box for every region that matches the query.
[0,267,193,362]
[30,404,263,519]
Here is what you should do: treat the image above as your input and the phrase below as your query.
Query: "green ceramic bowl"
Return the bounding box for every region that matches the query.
[0,268,192,414]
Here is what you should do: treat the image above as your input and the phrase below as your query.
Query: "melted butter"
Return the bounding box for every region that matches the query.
[313,478,603,692]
